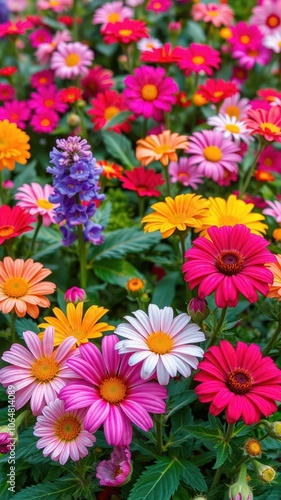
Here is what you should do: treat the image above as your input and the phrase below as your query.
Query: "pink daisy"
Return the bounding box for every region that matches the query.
[15,182,58,227]
[263,200,281,223]
[59,334,167,446]
[0,100,30,129]
[168,157,204,189]
[188,130,241,183]
[51,42,94,80]
[0,83,15,101]
[250,0,281,35]
[229,22,263,51]
[194,340,281,425]
[92,1,133,28]
[37,0,73,12]
[244,107,281,143]
[35,30,72,65]
[30,69,54,88]
[29,28,52,48]
[29,84,67,114]
[220,93,251,120]
[123,66,178,122]
[191,2,234,27]
[0,327,79,416]
[257,145,281,173]
[232,44,271,70]
[176,43,221,77]
[183,224,276,308]
[81,65,114,101]
[146,0,172,12]
[34,398,95,465]
[96,446,131,486]
[30,109,59,134]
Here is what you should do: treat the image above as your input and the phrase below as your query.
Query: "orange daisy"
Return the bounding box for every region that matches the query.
[98,160,124,179]
[136,130,189,166]
[0,257,56,318]
[0,119,31,171]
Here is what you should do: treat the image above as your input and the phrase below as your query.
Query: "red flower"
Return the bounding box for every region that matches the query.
[0,205,36,245]
[141,43,183,64]
[0,66,17,77]
[198,78,237,104]
[176,43,221,77]
[88,90,133,134]
[98,160,124,180]
[59,87,82,104]
[57,16,82,26]
[101,19,148,45]
[176,91,192,108]
[120,166,165,197]
[244,107,281,143]
[0,20,32,38]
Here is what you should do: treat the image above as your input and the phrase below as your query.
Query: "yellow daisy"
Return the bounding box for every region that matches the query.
[198,194,267,237]
[141,193,210,239]
[0,119,31,171]
[38,302,115,346]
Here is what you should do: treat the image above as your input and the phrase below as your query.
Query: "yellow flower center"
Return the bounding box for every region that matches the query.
[126,278,145,292]
[41,119,50,127]
[213,91,224,98]
[146,331,173,354]
[141,84,158,101]
[154,144,173,154]
[225,105,240,119]
[39,77,47,84]
[219,27,232,39]
[37,198,54,210]
[267,14,280,28]
[3,277,29,298]
[119,29,133,37]
[245,438,262,457]
[0,225,15,237]
[31,356,59,382]
[208,10,218,17]
[192,55,205,65]
[265,95,275,102]
[44,99,55,107]
[240,35,250,44]
[262,467,275,482]
[104,106,119,121]
[99,377,127,404]
[261,122,281,134]
[11,113,18,120]
[274,422,281,436]
[54,414,81,441]
[225,123,240,133]
[203,145,222,162]
[193,93,208,106]
[107,12,120,23]
[65,53,80,67]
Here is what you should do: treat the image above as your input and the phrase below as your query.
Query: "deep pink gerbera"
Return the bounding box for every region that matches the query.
[194,340,281,425]
[30,109,60,134]
[101,19,148,45]
[124,66,178,122]
[176,43,221,77]
[81,65,114,101]
[0,100,30,129]
[30,69,54,88]
[183,224,276,308]
[0,83,15,101]
[198,78,237,104]
[59,334,167,446]
[229,22,263,51]
[29,84,67,114]
[88,90,133,133]
[120,166,165,197]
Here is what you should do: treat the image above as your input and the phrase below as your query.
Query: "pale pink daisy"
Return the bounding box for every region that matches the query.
[96,446,131,486]
[137,36,162,52]
[15,182,58,227]
[188,130,241,183]
[168,157,204,189]
[37,0,73,12]
[126,0,144,5]
[220,93,251,120]
[34,398,95,465]
[35,30,72,65]
[59,335,167,446]
[250,0,281,35]
[115,304,205,386]
[232,44,271,70]
[92,1,133,28]
[191,2,234,27]
[263,30,281,52]
[263,200,281,223]
[0,327,79,416]
[207,114,252,145]
[51,42,94,80]
[7,0,27,12]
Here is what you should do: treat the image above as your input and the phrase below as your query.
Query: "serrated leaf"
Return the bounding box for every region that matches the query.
[166,391,198,420]
[91,227,161,261]
[94,259,144,287]
[103,111,132,130]
[13,477,78,500]
[128,457,181,500]
[213,440,231,469]
[177,458,207,492]
[15,318,39,339]
[152,272,179,308]
[102,131,136,168]
[183,425,221,443]
[130,435,156,458]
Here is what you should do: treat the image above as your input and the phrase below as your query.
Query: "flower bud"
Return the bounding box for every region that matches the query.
[188,297,210,323]
[253,460,276,483]
[0,432,13,454]
[265,421,281,440]
[64,286,86,304]
[168,21,181,34]
[126,278,146,298]
[244,438,262,458]
[67,113,81,128]
[229,465,253,500]
[2,180,14,189]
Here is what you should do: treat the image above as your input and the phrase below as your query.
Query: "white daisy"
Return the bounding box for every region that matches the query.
[263,30,281,53]
[114,304,205,385]
[207,114,252,145]
[137,37,163,52]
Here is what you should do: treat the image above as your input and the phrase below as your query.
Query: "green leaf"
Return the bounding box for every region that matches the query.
[94,201,112,229]
[15,318,39,339]
[130,435,156,458]
[213,440,231,469]
[103,111,132,130]
[166,391,198,420]
[13,477,78,500]
[5,428,49,465]
[152,272,179,308]
[177,459,207,492]
[94,259,144,287]
[183,425,221,444]
[128,457,181,500]
[91,227,161,261]
[102,131,136,168]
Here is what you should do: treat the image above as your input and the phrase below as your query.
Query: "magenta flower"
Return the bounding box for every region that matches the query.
[0,327,79,416]
[169,157,204,189]
[183,224,276,308]
[29,84,67,114]
[177,43,221,77]
[0,100,30,129]
[59,335,167,446]
[194,340,281,425]
[30,109,59,134]
[188,130,241,183]
[50,42,94,80]
[30,69,54,88]
[34,398,95,465]
[0,432,13,453]
[96,446,131,486]
[124,66,178,122]
[64,286,86,303]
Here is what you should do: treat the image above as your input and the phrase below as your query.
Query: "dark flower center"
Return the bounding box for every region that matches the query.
[215,250,244,275]
[226,368,252,395]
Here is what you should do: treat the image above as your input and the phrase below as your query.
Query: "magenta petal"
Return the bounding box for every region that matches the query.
[225,395,243,423]
[120,400,153,431]
[84,399,110,433]
[102,335,121,375]
[103,405,131,446]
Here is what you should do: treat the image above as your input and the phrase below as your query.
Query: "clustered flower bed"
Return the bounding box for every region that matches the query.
[0,0,281,499]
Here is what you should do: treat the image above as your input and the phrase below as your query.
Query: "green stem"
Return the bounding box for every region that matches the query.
[138,195,145,219]
[207,306,227,348]
[77,225,87,289]
[262,323,281,356]
[0,171,5,204]
[154,414,163,455]
[239,140,265,199]
[209,423,234,493]
[9,312,16,344]
[27,217,42,258]
[71,0,79,41]
[163,165,171,197]
[179,233,192,303]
